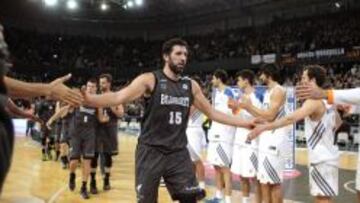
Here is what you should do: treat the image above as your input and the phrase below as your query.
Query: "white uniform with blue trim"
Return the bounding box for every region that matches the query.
[305,101,339,197]
[257,85,287,184]
[186,109,206,162]
[231,92,262,177]
[207,87,236,168]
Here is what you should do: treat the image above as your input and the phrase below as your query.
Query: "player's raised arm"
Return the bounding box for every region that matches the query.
[4,74,83,106]
[247,99,320,141]
[84,73,154,108]
[191,80,253,129]
[296,83,360,105]
[242,87,286,121]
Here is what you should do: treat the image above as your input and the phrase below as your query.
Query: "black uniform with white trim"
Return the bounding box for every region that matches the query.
[136,70,198,203]
[69,106,97,160]
[96,107,119,155]
[0,40,13,192]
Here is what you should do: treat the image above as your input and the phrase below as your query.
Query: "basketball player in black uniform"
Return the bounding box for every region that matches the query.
[0,23,82,194]
[36,98,56,161]
[68,78,98,199]
[0,23,14,194]
[47,102,74,169]
[53,102,63,161]
[90,73,124,194]
[83,38,254,203]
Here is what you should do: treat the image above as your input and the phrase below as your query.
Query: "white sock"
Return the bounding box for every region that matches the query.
[242,196,251,203]
[199,181,205,189]
[225,195,231,203]
[215,190,223,199]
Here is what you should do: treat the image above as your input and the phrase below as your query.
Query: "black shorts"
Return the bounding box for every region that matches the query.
[41,127,50,139]
[69,123,95,160]
[0,107,14,193]
[54,124,62,143]
[60,132,70,144]
[135,144,197,203]
[95,125,118,155]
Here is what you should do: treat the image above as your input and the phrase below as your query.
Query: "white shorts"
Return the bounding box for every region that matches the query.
[355,158,360,191]
[257,149,283,184]
[231,144,258,178]
[309,163,338,197]
[207,141,233,168]
[186,127,206,162]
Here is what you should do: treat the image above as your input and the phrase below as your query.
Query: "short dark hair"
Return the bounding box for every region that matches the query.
[259,64,281,83]
[87,78,97,84]
[162,38,189,56]
[213,69,228,84]
[304,65,327,88]
[236,69,255,86]
[99,73,112,83]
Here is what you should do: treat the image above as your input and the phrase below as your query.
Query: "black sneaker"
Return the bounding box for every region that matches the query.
[103,178,111,191]
[90,180,98,194]
[69,174,76,191]
[80,187,90,199]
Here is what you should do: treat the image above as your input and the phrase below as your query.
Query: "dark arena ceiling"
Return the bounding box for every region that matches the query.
[0,0,351,23]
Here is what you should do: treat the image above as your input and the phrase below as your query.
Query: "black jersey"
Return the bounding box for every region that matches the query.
[0,37,8,97]
[55,119,62,135]
[99,107,118,127]
[73,106,97,127]
[139,70,193,154]
[36,101,55,122]
[61,111,73,135]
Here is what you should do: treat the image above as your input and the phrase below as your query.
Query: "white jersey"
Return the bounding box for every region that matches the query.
[305,101,339,166]
[188,109,204,128]
[258,85,287,154]
[234,92,262,146]
[208,87,236,143]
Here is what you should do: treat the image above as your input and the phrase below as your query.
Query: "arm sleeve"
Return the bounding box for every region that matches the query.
[328,88,360,105]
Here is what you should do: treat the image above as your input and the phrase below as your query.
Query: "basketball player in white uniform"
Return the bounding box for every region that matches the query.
[186,75,206,190]
[236,64,286,203]
[187,106,206,189]
[228,69,262,203]
[248,65,342,203]
[206,69,236,203]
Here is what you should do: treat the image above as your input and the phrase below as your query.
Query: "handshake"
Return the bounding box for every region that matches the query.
[227,97,271,143]
[246,117,270,143]
[44,74,87,107]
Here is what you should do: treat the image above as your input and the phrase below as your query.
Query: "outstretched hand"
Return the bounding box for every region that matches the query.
[295,83,326,101]
[49,74,83,106]
[246,124,269,142]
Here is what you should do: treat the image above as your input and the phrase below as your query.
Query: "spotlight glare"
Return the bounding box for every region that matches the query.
[135,0,143,6]
[101,3,109,11]
[335,2,341,8]
[67,0,78,10]
[44,0,58,7]
[127,1,134,8]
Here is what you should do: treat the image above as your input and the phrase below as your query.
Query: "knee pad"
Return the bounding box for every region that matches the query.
[172,187,206,203]
[104,153,112,168]
[90,153,99,168]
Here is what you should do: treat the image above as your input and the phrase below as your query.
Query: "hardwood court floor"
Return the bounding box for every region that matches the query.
[1,133,358,203]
